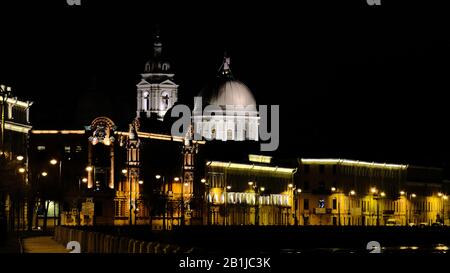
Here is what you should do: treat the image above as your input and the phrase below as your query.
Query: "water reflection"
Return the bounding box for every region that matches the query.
[280,244,449,254]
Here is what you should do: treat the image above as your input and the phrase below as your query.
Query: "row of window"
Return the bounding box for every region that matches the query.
[301,181,337,191]
[303,165,337,175]
[36,145,83,153]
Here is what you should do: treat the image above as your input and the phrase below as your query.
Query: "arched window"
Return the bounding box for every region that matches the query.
[145,62,151,72]
[161,92,169,110]
[143,91,150,110]
[162,62,170,71]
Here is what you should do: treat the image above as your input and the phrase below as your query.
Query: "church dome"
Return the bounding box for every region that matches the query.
[195,57,257,112]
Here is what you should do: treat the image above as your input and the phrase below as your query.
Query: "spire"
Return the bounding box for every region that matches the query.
[218,52,233,79]
[153,25,162,57]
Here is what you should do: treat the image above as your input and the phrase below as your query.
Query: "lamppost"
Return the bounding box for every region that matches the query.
[77,177,87,225]
[349,190,356,226]
[174,177,184,226]
[402,191,416,226]
[181,177,191,227]
[369,187,379,226]
[443,195,448,225]
[286,183,300,226]
[248,181,262,225]
[438,193,447,225]
[0,84,12,157]
[155,174,167,230]
[223,185,231,226]
[200,178,210,225]
[35,171,48,230]
[293,188,302,226]
[121,168,133,225]
[49,158,63,225]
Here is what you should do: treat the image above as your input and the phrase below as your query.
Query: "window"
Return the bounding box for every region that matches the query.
[303,181,309,191]
[303,165,310,174]
[304,199,309,210]
[37,146,46,151]
[64,146,71,153]
[332,199,337,210]
[75,145,82,153]
[227,129,233,140]
[319,165,325,174]
[161,93,169,110]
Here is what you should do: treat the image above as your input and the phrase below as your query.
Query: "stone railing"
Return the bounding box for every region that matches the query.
[54,226,195,254]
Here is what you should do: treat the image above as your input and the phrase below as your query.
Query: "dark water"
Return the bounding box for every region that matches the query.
[280,243,449,254]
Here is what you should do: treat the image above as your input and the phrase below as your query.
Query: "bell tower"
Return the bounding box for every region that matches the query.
[136,30,178,121]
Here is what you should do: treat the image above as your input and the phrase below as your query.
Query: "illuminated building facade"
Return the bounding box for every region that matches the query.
[203,158,297,226]
[297,159,446,226]
[0,91,33,159]
[0,88,33,232]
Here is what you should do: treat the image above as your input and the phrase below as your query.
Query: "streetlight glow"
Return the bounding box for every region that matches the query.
[411,193,417,198]
[50,159,58,165]
[297,188,302,193]
[16,155,24,161]
[184,182,189,186]
[444,195,448,200]
[82,178,88,183]
[350,190,356,195]
[139,180,144,185]
[86,166,93,172]
[248,181,254,186]
[380,192,386,197]
[288,183,293,188]
[121,169,127,174]
[201,178,206,183]
[331,187,336,192]
[370,187,377,194]
[174,177,180,182]
[438,192,443,197]
[226,185,231,190]
[155,174,161,179]
[260,187,265,192]
[400,191,405,195]
[18,167,25,173]
[41,171,48,177]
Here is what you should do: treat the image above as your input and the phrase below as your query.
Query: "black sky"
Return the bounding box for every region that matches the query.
[1,1,450,172]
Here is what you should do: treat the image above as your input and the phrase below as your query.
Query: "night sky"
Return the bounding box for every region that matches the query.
[1,1,450,173]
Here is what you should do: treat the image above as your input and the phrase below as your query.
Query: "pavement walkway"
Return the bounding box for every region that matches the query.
[22,236,70,253]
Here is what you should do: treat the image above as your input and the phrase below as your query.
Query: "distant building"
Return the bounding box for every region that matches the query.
[297,159,446,226]
[203,157,297,226]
